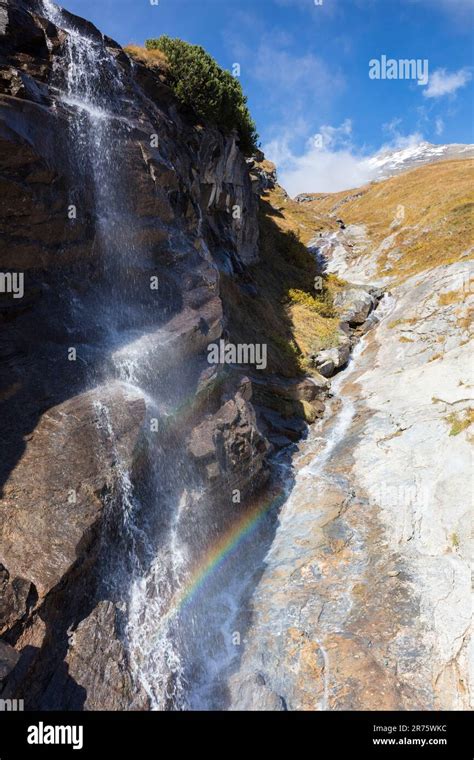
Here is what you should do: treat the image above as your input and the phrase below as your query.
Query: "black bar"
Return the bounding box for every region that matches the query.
[0,711,471,757]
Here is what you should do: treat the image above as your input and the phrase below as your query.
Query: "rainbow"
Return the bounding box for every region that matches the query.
[155,484,287,631]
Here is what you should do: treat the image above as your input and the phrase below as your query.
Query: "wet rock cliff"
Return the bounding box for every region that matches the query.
[0,0,323,709]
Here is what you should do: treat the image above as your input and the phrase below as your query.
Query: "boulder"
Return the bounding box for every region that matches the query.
[0,383,146,601]
[65,602,149,711]
[312,337,351,378]
[188,388,270,498]
[317,357,336,378]
[334,287,375,325]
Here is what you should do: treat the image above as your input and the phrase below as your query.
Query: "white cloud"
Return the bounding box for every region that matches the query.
[381,120,425,149]
[277,148,374,196]
[264,120,371,195]
[264,122,427,196]
[318,119,353,149]
[387,132,425,150]
[424,67,472,98]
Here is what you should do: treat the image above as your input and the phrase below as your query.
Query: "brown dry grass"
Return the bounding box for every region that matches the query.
[262,185,339,245]
[124,45,169,71]
[220,198,340,378]
[291,158,474,281]
[438,289,467,306]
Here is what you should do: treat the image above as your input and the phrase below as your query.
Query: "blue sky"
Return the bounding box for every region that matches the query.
[58,0,474,193]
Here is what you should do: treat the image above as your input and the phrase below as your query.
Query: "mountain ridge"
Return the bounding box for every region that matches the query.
[294,140,474,203]
[366,139,474,180]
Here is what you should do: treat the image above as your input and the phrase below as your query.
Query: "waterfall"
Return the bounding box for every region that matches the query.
[38,0,191,708]
[38,0,274,712]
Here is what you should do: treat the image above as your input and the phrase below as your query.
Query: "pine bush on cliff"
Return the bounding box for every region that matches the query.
[145,36,258,155]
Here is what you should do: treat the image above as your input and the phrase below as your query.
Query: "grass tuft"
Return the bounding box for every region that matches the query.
[124,44,169,70]
[445,409,474,436]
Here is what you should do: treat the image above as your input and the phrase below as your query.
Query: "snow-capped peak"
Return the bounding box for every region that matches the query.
[367,141,474,180]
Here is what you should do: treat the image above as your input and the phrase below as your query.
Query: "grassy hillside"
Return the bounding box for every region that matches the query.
[280,158,474,281]
[259,184,339,245]
[228,157,473,390]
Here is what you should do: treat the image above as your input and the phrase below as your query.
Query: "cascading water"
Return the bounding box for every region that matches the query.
[301,293,396,479]
[39,0,193,709]
[38,0,277,711]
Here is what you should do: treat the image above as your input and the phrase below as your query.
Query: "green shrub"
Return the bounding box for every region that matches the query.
[287,288,336,318]
[145,36,258,155]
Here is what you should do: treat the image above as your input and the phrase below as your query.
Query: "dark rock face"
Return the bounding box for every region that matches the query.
[64,602,149,711]
[0,383,147,600]
[188,377,270,498]
[0,565,34,636]
[0,383,148,708]
[246,156,278,195]
[0,0,286,709]
[0,640,20,681]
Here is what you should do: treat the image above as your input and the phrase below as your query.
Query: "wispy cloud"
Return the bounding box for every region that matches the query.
[435,117,445,136]
[230,36,345,122]
[252,42,342,102]
[225,0,472,196]
[225,19,345,125]
[424,67,472,98]
[378,131,425,152]
[382,118,424,147]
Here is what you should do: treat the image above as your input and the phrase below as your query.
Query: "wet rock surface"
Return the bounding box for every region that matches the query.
[0,383,147,601]
[0,0,272,708]
[228,261,472,711]
[64,602,149,711]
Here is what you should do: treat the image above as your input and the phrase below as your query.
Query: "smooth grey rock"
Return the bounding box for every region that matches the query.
[334,287,375,325]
